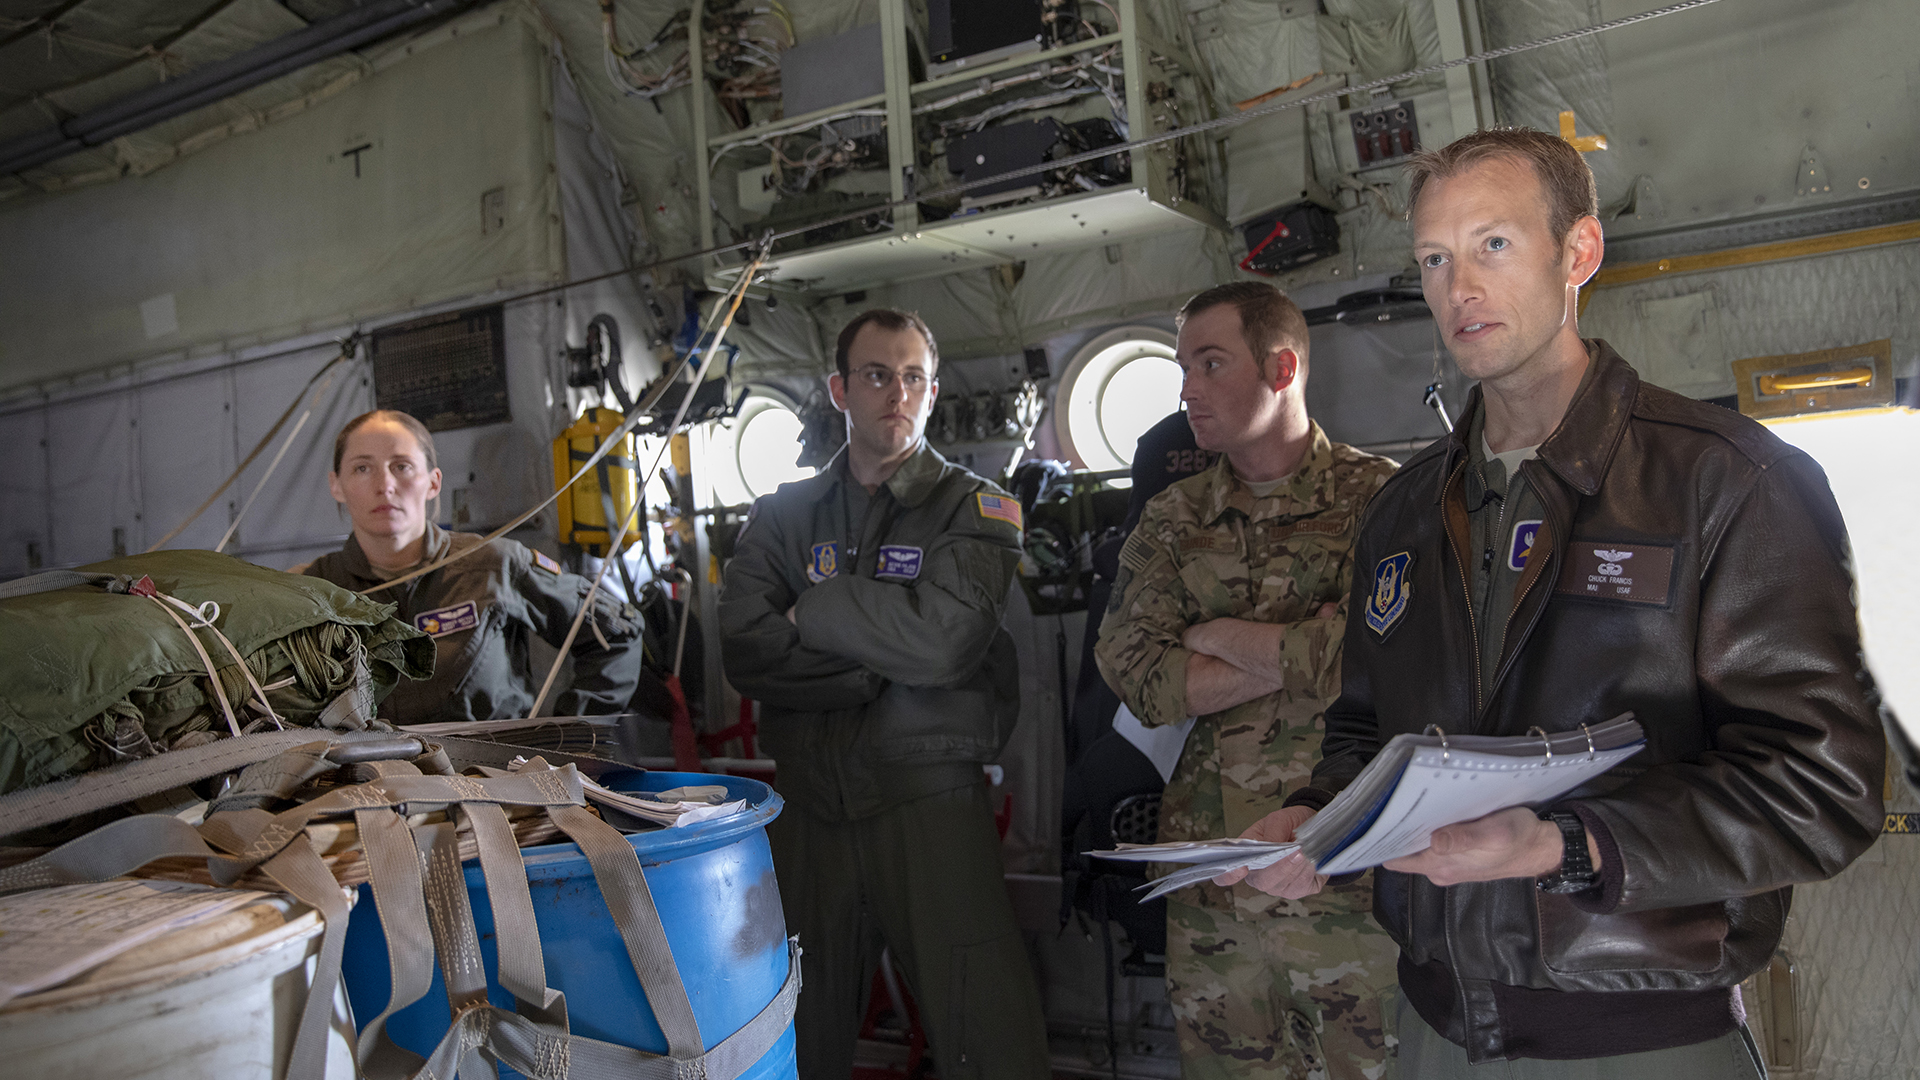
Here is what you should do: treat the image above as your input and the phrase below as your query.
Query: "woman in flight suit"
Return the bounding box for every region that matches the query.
[301,409,644,724]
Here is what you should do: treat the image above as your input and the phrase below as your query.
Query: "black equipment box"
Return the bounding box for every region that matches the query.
[947,118,1063,198]
[1237,201,1340,274]
[928,0,1044,73]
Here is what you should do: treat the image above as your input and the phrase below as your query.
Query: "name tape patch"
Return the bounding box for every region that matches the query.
[1509,520,1543,571]
[415,601,479,638]
[876,544,924,580]
[1886,813,1920,835]
[807,541,840,583]
[1272,514,1352,542]
[1553,541,1675,606]
[975,492,1023,530]
[1365,551,1414,639]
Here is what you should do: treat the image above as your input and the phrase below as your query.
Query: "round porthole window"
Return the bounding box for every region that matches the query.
[1053,326,1181,472]
[710,390,814,505]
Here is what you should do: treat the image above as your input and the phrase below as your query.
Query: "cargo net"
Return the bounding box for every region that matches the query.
[0,734,798,1080]
[1747,772,1920,1078]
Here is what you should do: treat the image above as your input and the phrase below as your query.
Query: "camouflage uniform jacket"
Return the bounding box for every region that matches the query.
[1095,423,1394,916]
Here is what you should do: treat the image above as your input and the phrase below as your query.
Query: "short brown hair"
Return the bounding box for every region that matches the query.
[1405,127,1599,246]
[834,308,939,379]
[332,409,437,475]
[1177,281,1309,375]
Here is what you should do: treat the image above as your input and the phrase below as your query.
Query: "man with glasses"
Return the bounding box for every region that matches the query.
[720,309,1050,1079]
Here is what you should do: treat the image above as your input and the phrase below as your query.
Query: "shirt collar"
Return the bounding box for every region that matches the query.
[825,439,948,508]
[1198,420,1336,526]
[342,521,446,581]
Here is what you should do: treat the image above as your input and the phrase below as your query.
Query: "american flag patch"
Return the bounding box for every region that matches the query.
[975,492,1023,530]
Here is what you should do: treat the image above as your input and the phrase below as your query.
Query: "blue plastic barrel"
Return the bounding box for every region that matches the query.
[339,770,795,1079]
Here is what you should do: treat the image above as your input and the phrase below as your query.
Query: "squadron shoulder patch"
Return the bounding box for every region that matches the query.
[1364,551,1414,640]
[1508,520,1543,571]
[975,492,1023,530]
[807,541,840,583]
[415,601,480,638]
[532,550,563,575]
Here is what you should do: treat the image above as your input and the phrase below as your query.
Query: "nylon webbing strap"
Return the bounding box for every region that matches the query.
[255,831,356,1080]
[463,801,565,1019]
[0,569,110,599]
[420,820,497,1080]
[0,814,218,894]
[503,939,800,1080]
[0,747,790,1080]
[0,729,393,840]
[547,802,706,1062]
[356,805,438,1080]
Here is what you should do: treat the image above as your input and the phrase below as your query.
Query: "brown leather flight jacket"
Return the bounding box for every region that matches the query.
[1297,342,1885,1062]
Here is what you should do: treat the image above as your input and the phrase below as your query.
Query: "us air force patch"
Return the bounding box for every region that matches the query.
[875,544,924,580]
[1364,551,1414,640]
[415,601,479,638]
[807,541,840,583]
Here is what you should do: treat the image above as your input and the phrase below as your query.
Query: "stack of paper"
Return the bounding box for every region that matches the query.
[1100,839,1300,901]
[1098,713,1645,894]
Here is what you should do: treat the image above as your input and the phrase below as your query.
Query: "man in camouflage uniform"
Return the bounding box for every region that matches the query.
[1095,282,1399,1080]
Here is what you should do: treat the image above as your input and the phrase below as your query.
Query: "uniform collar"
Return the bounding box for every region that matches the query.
[825,439,948,508]
[342,521,448,580]
[1436,339,1633,503]
[1198,420,1335,526]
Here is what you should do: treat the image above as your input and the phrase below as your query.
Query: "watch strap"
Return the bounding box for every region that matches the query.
[1536,810,1598,894]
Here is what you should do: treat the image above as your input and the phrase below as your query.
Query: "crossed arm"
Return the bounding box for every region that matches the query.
[1180,605,1335,715]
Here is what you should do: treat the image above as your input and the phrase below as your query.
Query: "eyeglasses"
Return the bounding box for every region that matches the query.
[852,365,931,392]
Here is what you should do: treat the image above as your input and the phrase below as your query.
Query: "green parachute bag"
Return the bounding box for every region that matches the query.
[0,550,434,797]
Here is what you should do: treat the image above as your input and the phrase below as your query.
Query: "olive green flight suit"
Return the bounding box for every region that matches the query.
[1095,425,1402,1080]
[719,441,1050,1080]
[304,522,644,723]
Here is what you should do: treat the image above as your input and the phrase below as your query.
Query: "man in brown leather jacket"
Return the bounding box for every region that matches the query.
[1225,128,1886,1076]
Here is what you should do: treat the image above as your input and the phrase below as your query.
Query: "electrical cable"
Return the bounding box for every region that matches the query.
[87,0,1726,526]
[580,0,1727,291]
[363,232,776,597]
[521,239,770,719]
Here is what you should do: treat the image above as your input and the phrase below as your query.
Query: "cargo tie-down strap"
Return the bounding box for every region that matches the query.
[0,738,800,1080]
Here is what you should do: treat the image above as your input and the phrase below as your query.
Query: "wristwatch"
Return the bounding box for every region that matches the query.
[1535,810,1599,894]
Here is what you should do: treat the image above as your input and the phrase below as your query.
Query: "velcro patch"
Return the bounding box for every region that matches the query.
[807,541,840,583]
[415,601,480,638]
[876,544,924,580]
[533,550,563,575]
[975,492,1023,530]
[1509,520,1543,571]
[1271,514,1351,542]
[1554,541,1675,606]
[1364,551,1414,639]
[1179,535,1235,555]
[1120,532,1156,574]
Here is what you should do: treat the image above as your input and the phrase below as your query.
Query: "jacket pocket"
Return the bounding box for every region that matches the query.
[865,681,1004,763]
[1537,893,1728,975]
[1373,868,1413,948]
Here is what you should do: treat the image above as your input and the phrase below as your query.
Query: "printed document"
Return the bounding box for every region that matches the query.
[1098,714,1645,896]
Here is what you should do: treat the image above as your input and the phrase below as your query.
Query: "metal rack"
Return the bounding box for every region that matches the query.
[690,0,1226,295]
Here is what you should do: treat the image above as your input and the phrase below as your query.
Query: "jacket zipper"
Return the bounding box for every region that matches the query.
[1442,460,1484,715]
